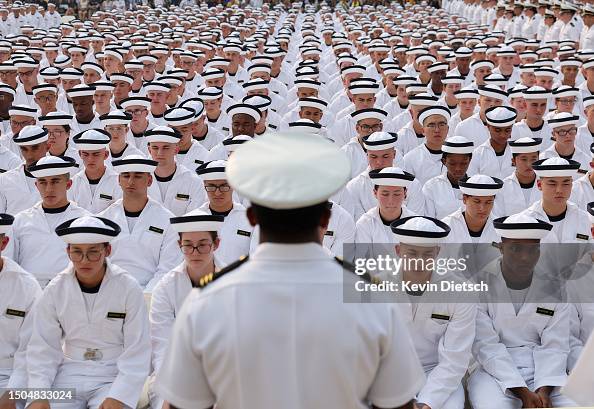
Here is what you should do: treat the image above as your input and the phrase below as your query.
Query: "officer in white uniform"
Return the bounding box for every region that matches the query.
[390,216,477,409]
[195,160,253,266]
[424,136,475,219]
[468,106,517,179]
[0,213,41,404]
[468,213,577,409]
[26,216,151,409]
[145,126,206,217]
[498,137,543,215]
[148,210,224,409]
[0,125,46,214]
[155,131,425,409]
[8,156,89,287]
[98,155,182,291]
[69,129,122,214]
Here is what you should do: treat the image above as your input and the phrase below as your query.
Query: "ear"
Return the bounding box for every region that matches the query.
[395,244,401,257]
[246,206,258,227]
[147,174,153,187]
[536,178,542,191]
[66,179,73,190]
[0,235,9,252]
[213,237,221,252]
[104,243,112,258]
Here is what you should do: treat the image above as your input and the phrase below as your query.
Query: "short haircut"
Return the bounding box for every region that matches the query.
[251,202,329,235]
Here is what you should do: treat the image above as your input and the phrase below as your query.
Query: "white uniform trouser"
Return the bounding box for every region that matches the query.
[468,368,577,409]
[418,381,465,409]
[147,373,162,409]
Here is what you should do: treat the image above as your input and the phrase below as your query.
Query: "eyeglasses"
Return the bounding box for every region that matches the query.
[48,130,67,136]
[554,128,578,137]
[557,98,576,104]
[125,108,147,116]
[425,121,448,129]
[17,70,35,77]
[68,249,103,262]
[106,125,127,132]
[180,242,213,254]
[359,124,383,132]
[11,119,35,127]
[36,95,57,102]
[205,184,231,192]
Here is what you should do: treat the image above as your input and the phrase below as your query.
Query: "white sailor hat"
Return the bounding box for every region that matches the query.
[0,213,14,235]
[39,111,73,126]
[351,108,387,122]
[56,216,121,244]
[14,57,38,68]
[9,104,37,118]
[441,75,465,85]
[348,81,380,95]
[81,62,104,75]
[394,75,417,86]
[110,73,134,84]
[559,58,582,68]
[242,79,269,92]
[406,83,429,94]
[363,131,397,150]
[583,59,594,70]
[455,87,480,100]
[73,128,111,151]
[478,84,508,100]
[496,45,516,56]
[112,154,158,174]
[294,79,321,90]
[588,202,594,224]
[32,83,58,95]
[454,47,473,58]
[391,215,450,246]
[28,155,78,178]
[144,81,171,93]
[159,75,183,87]
[39,66,60,80]
[415,54,437,65]
[383,66,405,77]
[247,63,272,75]
[339,65,366,76]
[522,85,551,100]
[442,135,474,154]
[297,97,327,111]
[124,59,144,71]
[584,95,594,110]
[120,96,151,109]
[60,67,83,79]
[418,105,451,124]
[408,93,439,107]
[93,81,115,92]
[164,107,196,127]
[179,99,204,117]
[100,110,132,126]
[197,86,223,100]
[242,95,271,112]
[104,48,123,61]
[288,119,322,134]
[67,84,95,98]
[484,73,508,87]
[552,85,579,99]
[145,126,182,144]
[485,106,517,127]
[226,103,262,122]
[427,62,449,73]
[532,157,580,178]
[459,174,503,196]
[509,137,542,153]
[196,160,227,181]
[369,166,414,188]
[0,83,14,97]
[170,209,225,233]
[227,132,350,209]
[548,112,580,128]
[223,135,252,153]
[508,84,528,98]
[138,54,159,63]
[13,125,47,146]
[0,60,16,72]
[201,68,226,80]
[519,64,537,74]
[493,213,553,240]
[534,67,558,77]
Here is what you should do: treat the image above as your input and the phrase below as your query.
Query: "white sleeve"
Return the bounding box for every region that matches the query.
[149,279,176,373]
[146,225,183,292]
[568,303,584,372]
[533,303,570,389]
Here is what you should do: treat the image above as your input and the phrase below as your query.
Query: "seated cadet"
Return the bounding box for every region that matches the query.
[513,86,555,150]
[207,104,262,161]
[280,97,329,134]
[390,216,477,409]
[8,156,89,287]
[92,81,116,117]
[32,83,59,116]
[67,84,102,134]
[164,106,209,170]
[545,86,582,123]
[69,129,122,214]
[508,85,528,123]
[197,87,230,135]
[395,93,439,155]
[98,155,182,291]
[196,160,253,266]
[145,126,206,216]
[101,110,145,165]
[454,85,506,147]
[423,136,474,219]
[38,112,78,161]
[468,106,517,179]
[403,105,451,184]
[438,75,464,116]
[468,213,576,409]
[242,94,280,134]
[0,125,47,214]
[541,113,591,171]
[178,98,225,151]
[1,104,38,156]
[148,210,225,409]
[145,80,170,126]
[382,75,414,120]
[0,213,42,407]
[354,167,416,248]
[26,216,151,409]
[340,107,388,178]
[576,96,594,155]
[570,144,594,209]
[120,96,154,155]
[498,137,543,215]
[345,131,425,220]
[520,157,592,242]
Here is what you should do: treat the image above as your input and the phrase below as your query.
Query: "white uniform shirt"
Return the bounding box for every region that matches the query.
[147,165,207,217]
[69,167,122,214]
[0,166,39,214]
[403,144,446,184]
[176,140,210,171]
[468,140,515,179]
[520,200,592,243]
[155,242,426,409]
[454,113,491,147]
[540,144,591,173]
[570,173,594,211]
[423,174,464,219]
[497,173,542,216]
[0,146,21,173]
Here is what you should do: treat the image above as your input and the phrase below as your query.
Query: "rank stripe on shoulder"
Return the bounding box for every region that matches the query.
[197,255,249,289]
[334,256,379,284]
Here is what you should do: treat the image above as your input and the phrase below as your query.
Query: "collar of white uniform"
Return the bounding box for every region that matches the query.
[251,242,332,262]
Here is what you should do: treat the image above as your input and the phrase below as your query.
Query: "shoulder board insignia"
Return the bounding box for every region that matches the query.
[324,230,334,236]
[176,193,190,201]
[536,307,554,316]
[106,312,126,319]
[431,313,451,321]
[6,308,26,318]
[198,255,249,288]
[576,233,589,241]
[236,229,251,237]
[334,256,380,284]
[99,194,113,200]
[149,226,164,234]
